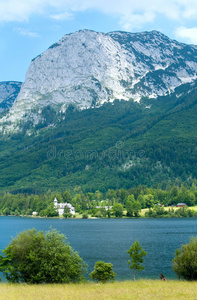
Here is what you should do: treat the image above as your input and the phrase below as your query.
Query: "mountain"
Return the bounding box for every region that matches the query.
[0,78,197,194]
[0,30,197,193]
[1,29,197,133]
[0,81,22,113]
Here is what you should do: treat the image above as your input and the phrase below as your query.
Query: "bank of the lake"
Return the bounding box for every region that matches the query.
[6,204,197,219]
[0,280,197,300]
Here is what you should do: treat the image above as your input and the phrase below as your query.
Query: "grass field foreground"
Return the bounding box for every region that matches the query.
[0,280,197,300]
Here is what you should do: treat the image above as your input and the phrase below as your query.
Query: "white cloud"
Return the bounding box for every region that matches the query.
[119,11,155,31]
[175,27,197,45]
[14,27,39,37]
[176,0,197,19]
[50,12,74,21]
[0,0,45,22]
[0,0,197,32]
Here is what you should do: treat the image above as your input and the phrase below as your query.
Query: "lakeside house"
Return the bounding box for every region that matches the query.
[54,198,75,216]
[176,203,187,207]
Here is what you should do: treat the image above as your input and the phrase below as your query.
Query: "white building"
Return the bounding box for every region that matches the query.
[96,206,112,210]
[54,198,75,216]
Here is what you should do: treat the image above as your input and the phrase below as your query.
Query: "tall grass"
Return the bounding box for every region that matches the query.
[0,280,197,300]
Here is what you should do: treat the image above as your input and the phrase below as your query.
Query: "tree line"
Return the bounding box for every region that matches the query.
[1,181,197,217]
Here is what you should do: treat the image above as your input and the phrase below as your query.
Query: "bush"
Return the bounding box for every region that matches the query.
[172,237,197,280]
[145,206,167,218]
[0,228,87,283]
[175,207,195,218]
[82,212,88,219]
[90,261,116,283]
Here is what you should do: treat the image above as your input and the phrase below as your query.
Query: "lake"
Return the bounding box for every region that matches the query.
[0,216,197,281]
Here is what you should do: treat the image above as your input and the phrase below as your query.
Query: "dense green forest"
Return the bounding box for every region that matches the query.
[0,80,197,194]
[1,181,197,218]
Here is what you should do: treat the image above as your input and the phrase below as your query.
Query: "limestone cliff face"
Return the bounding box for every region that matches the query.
[1,30,197,132]
[0,81,22,112]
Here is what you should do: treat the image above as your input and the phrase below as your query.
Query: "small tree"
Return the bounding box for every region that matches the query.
[0,228,87,283]
[90,261,116,283]
[144,194,154,208]
[127,240,147,280]
[63,206,72,218]
[113,203,123,218]
[45,203,59,217]
[172,237,197,280]
[126,200,141,217]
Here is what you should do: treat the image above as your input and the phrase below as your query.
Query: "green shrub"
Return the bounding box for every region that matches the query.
[0,228,87,283]
[82,212,88,219]
[90,261,116,283]
[172,237,197,280]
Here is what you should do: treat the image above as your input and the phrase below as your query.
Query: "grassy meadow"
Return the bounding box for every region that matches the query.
[74,206,197,219]
[140,206,197,217]
[0,280,197,300]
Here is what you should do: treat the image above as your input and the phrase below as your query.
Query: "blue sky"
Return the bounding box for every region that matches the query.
[1,0,197,82]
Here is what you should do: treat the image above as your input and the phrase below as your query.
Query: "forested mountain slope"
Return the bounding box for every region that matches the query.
[0,80,196,193]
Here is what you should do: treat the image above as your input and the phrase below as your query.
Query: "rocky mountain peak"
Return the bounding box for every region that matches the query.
[1,29,197,133]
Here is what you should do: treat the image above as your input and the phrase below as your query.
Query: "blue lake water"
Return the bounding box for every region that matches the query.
[0,216,197,281]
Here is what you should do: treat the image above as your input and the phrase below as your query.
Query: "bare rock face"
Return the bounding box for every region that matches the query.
[1,29,197,132]
[0,81,22,113]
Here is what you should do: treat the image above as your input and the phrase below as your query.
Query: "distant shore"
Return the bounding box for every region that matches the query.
[1,205,197,219]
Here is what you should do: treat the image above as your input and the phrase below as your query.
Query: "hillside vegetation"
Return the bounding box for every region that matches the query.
[0,179,197,217]
[0,81,197,194]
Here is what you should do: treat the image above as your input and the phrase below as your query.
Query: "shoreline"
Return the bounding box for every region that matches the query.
[1,214,197,219]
